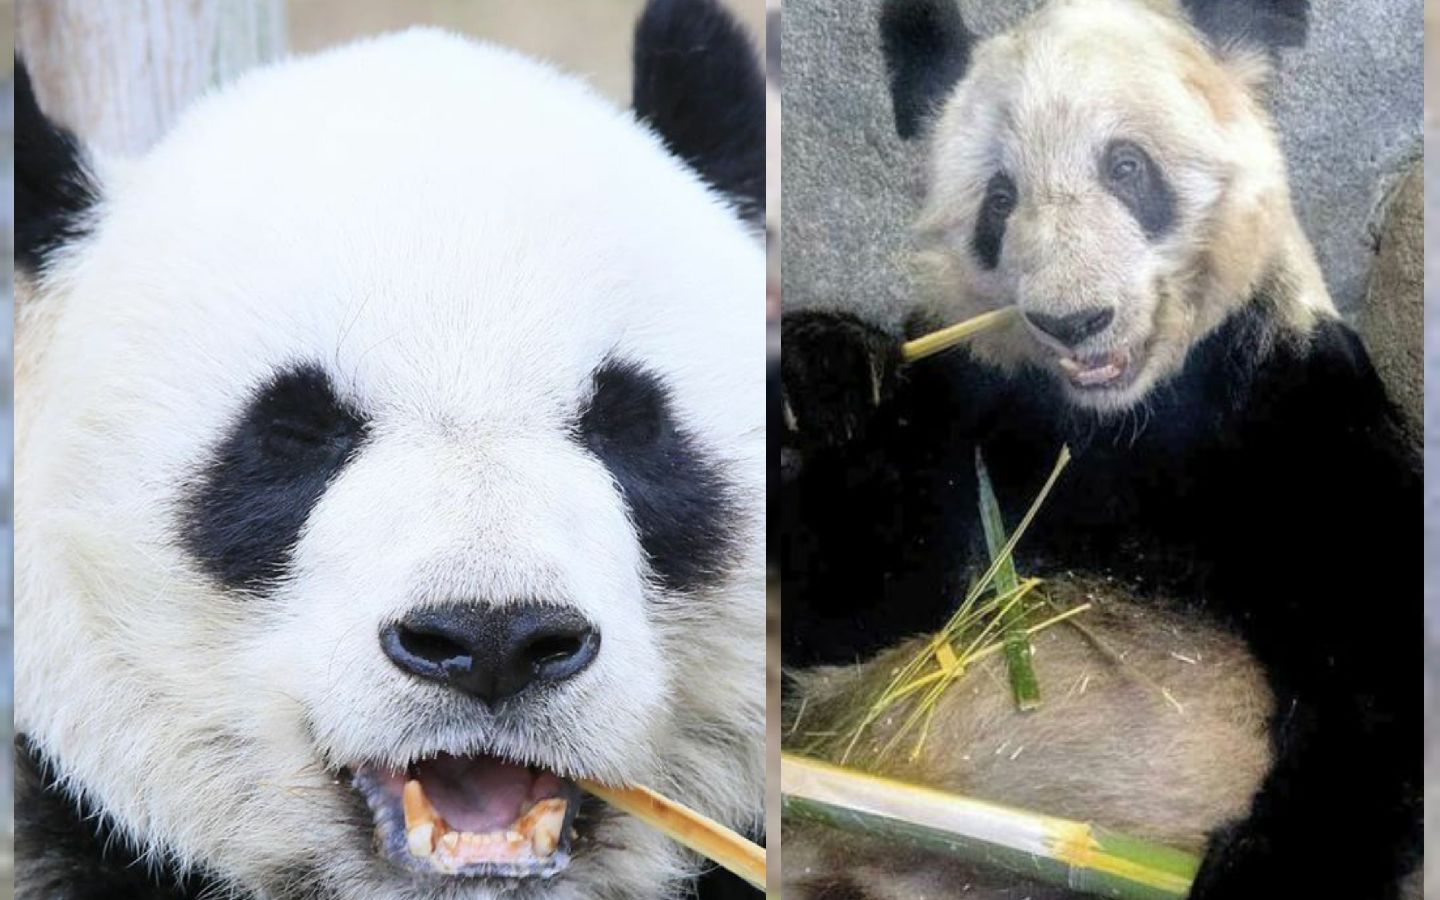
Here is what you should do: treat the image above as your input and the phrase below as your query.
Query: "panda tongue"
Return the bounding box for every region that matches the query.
[413,754,538,833]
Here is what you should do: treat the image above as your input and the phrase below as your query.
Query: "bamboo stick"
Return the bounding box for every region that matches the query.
[782,754,1199,900]
[578,780,766,889]
[900,306,1021,362]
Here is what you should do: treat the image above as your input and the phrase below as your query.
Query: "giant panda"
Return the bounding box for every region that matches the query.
[779,0,1420,897]
[14,1,766,898]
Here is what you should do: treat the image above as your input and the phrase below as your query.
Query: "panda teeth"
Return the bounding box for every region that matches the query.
[407,821,437,859]
[403,779,444,857]
[401,776,569,865]
[1074,363,1124,386]
[1059,349,1129,386]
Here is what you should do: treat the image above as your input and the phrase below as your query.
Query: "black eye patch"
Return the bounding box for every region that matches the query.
[182,364,366,591]
[971,172,1016,270]
[577,360,735,593]
[1100,139,1176,240]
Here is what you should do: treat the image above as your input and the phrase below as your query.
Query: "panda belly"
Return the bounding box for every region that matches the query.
[782,582,1273,900]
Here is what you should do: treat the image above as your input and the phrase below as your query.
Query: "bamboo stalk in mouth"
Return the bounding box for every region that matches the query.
[901,306,1021,363]
[578,779,766,890]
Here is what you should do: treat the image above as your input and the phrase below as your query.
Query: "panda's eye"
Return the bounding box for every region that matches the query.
[984,176,1019,217]
[265,416,351,455]
[1106,145,1145,183]
[183,364,367,591]
[254,368,364,461]
[576,359,735,593]
[579,362,666,449]
[972,172,1017,270]
[1100,139,1175,239]
[984,190,1019,214]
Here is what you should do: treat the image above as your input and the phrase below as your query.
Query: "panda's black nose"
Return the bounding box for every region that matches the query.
[1024,307,1115,347]
[381,603,601,706]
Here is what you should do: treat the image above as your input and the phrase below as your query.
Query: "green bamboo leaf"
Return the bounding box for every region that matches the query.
[977,447,1040,710]
[976,447,1019,594]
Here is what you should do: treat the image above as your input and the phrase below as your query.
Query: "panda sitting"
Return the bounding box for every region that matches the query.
[780,0,1419,897]
[15,1,765,898]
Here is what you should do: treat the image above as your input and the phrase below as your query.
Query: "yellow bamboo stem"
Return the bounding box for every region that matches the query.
[578,780,766,889]
[900,306,1021,363]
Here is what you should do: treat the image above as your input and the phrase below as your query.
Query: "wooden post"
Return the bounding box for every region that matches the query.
[17,0,286,153]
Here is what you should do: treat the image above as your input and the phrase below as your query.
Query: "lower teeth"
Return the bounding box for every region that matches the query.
[1076,364,1121,385]
[402,778,567,866]
[407,821,436,858]
[1058,354,1127,386]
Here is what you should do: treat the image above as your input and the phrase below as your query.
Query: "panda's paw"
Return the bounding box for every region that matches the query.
[1190,819,1396,900]
[780,311,902,449]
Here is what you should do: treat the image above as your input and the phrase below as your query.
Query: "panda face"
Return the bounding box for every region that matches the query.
[17,22,764,900]
[908,0,1303,413]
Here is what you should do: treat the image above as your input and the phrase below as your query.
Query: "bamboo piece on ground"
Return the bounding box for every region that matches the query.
[578,780,766,889]
[901,306,1021,362]
[782,753,1199,900]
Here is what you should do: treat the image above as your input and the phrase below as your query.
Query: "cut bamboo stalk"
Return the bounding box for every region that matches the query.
[901,306,1021,362]
[578,780,766,889]
[782,753,1199,900]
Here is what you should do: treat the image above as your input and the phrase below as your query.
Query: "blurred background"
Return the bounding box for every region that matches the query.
[17,0,762,153]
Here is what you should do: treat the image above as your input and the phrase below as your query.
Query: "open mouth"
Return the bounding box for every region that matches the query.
[351,753,582,880]
[1054,343,1144,391]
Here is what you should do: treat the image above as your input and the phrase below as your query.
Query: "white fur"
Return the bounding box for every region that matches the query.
[18,29,764,899]
[913,0,1332,412]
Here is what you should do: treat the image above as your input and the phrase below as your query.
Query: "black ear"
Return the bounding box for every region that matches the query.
[880,0,975,140]
[1181,0,1308,56]
[16,60,100,276]
[633,0,765,222]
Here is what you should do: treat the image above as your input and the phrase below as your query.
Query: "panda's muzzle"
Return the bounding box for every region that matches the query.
[346,602,600,878]
[380,602,601,707]
[1020,306,1148,392]
[1024,307,1115,348]
[351,754,582,879]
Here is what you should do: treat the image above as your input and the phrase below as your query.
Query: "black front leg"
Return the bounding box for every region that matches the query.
[779,310,997,666]
[1188,685,1419,899]
[1182,319,1421,899]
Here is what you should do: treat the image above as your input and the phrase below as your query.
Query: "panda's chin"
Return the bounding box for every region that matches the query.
[349,753,583,882]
